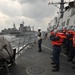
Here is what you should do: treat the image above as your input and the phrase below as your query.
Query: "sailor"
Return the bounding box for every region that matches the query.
[62,26,67,55]
[37,27,42,52]
[65,26,72,57]
[50,27,66,72]
[72,28,75,69]
[50,27,55,61]
[66,26,73,62]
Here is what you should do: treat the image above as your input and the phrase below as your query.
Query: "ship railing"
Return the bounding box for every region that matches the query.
[9,33,37,55]
[27,34,38,48]
[9,38,28,55]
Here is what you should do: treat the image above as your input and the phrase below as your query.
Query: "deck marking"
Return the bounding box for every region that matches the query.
[42,45,67,57]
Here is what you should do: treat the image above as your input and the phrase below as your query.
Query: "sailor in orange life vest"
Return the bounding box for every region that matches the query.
[62,26,67,55]
[64,26,72,56]
[62,26,67,53]
[72,28,75,69]
[50,27,66,72]
[67,26,75,63]
[66,26,74,62]
[50,27,55,60]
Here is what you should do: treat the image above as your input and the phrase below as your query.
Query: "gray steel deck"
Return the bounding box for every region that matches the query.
[0,39,75,75]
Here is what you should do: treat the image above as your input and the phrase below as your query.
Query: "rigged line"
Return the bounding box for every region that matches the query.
[42,45,67,57]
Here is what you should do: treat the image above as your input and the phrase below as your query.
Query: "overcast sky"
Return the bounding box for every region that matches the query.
[0,0,73,31]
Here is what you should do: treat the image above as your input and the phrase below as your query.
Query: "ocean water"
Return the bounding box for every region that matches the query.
[2,35,26,49]
[3,34,16,41]
[0,33,37,53]
[3,34,37,47]
[0,34,28,53]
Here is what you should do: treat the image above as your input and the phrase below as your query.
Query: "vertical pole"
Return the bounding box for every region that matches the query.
[18,39,20,51]
[60,0,64,18]
[23,34,25,45]
[74,0,75,5]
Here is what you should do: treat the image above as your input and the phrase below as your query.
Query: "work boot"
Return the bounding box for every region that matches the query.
[65,52,69,56]
[50,56,53,59]
[53,65,60,68]
[67,58,72,62]
[51,62,56,65]
[72,61,75,64]
[38,49,42,52]
[72,66,75,69]
[52,65,59,72]
[53,65,56,68]
[52,68,59,72]
[50,57,54,61]
[38,50,42,52]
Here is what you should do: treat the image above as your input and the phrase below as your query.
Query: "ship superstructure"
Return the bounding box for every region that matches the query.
[59,1,75,26]
[47,0,75,32]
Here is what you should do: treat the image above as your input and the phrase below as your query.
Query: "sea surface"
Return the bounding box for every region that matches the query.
[2,33,37,48]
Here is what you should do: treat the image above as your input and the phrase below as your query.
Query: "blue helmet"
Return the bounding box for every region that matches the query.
[71,26,75,30]
[63,26,67,29]
[50,27,54,32]
[73,28,75,31]
[57,26,63,31]
[67,26,71,30]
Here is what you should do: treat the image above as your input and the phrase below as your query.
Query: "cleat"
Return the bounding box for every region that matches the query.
[52,68,59,72]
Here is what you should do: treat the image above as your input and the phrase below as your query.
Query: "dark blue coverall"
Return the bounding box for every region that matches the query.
[66,33,73,61]
[50,34,60,69]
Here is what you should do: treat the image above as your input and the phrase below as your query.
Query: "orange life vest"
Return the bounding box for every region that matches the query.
[50,31,55,45]
[52,32,66,46]
[50,31,54,36]
[63,29,66,33]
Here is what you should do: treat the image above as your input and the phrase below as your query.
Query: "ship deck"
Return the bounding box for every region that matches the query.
[0,39,75,75]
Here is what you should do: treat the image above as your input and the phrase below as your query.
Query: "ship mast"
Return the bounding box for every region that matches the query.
[48,0,69,18]
[60,0,64,18]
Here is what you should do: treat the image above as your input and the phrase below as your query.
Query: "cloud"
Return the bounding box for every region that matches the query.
[18,0,38,4]
[18,0,57,20]
[10,0,16,1]
[0,0,22,17]
[0,0,59,31]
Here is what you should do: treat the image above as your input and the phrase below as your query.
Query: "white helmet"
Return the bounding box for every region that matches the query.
[67,26,71,30]
[63,26,67,29]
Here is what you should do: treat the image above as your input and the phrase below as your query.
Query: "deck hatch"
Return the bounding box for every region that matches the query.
[26,65,46,75]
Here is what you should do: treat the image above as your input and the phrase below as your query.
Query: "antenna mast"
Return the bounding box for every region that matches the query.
[48,0,69,18]
[60,0,64,18]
